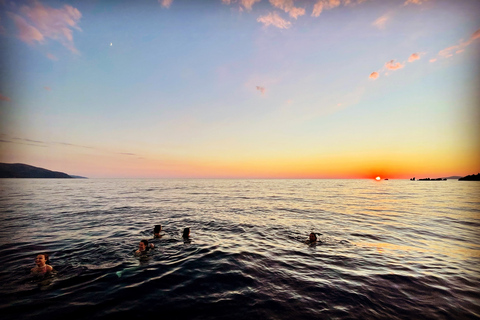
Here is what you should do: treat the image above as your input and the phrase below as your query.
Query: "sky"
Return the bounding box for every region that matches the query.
[0,0,479,179]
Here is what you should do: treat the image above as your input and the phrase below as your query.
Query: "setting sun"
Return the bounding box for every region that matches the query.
[375,176,381,181]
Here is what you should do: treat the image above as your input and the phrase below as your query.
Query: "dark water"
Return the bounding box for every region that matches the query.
[0,179,479,319]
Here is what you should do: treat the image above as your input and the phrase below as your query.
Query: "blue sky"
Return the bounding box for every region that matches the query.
[0,0,479,178]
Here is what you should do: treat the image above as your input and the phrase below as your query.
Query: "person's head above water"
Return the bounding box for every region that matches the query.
[182,227,190,238]
[32,253,53,274]
[309,232,317,242]
[154,225,162,237]
[35,253,49,266]
[138,239,149,252]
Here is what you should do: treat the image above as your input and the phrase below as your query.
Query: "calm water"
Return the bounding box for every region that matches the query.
[0,179,479,319]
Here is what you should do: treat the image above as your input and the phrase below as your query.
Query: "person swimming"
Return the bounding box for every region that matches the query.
[182,227,191,243]
[153,225,162,238]
[135,239,154,255]
[306,232,317,244]
[31,253,53,275]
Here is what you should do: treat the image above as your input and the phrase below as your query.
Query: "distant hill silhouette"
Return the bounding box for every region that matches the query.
[442,176,462,180]
[0,163,73,178]
[459,173,480,181]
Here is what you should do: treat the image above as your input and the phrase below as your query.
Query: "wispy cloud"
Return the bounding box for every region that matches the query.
[269,0,306,19]
[385,59,405,70]
[44,86,51,91]
[222,0,261,11]
[372,14,389,30]
[8,0,82,54]
[241,0,261,11]
[312,0,342,17]
[46,53,58,61]
[257,11,292,29]
[0,134,139,158]
[256,86,266,95]
[436,28,480,60]
[8,13,44,44]
[0,94,11,101]
[159,0,173,8]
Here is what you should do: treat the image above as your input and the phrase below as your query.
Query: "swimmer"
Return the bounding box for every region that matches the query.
[305,232,317,244]
[31,254,53,275]
[182,227,190,239]
[135,239,154,255]
[153,225,162,238]
[182,227,191,243]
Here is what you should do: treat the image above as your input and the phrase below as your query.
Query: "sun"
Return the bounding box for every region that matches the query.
[375,176,381,181]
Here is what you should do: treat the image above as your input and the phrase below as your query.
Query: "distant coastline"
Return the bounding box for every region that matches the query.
[458,173,480,181]
[0,163,86,179]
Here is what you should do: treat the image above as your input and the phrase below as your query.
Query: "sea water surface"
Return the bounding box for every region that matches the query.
[0,179,479,319]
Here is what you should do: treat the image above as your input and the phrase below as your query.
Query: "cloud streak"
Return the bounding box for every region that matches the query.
[257,11,291,29]
[8,0,82,54]
[0,94,11,101]
[222,0,261,11]
[435,28,480,60]
[0,134,139,157]
[372,14,389,30]
[269,0,306,19]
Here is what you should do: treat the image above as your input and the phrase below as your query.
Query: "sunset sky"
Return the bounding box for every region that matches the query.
[0,0,479,178]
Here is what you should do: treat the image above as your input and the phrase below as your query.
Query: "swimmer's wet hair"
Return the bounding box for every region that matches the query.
[154,225,161,233]
[182,228,190,238]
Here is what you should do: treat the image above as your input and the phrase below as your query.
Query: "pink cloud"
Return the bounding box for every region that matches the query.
[9,13,44,44]
[47,53,58,61]
[240,0,261,11]
[269,0,306,19]
[438,45,459,58]
[221,0,261,11]
[10,0,82,53]
[408,53,420,62]
[0,94,11,101]
[372,14,389,30]
[312,1,324,17]
[44,86,51,91]
[385,60,404,70]
[369,72,379,79]
[312,0,342,17]
[436,28,480,59]
[471,28,480,41]
[257,11,291,29]
[159,0,173,8]
[256,86,266,95]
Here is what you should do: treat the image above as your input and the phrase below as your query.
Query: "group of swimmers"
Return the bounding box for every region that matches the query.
[135,225,192,255]
[32,226,318,275]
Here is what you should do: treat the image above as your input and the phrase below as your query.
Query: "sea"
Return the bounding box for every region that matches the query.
[0,178,479,320]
